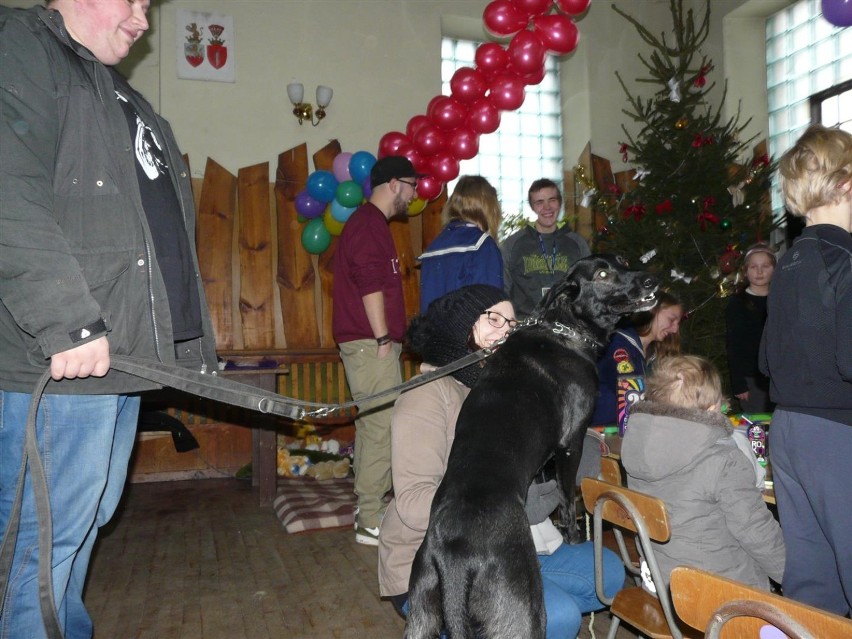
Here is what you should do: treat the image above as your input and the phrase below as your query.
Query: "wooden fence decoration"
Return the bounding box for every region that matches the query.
[194,139,446,353]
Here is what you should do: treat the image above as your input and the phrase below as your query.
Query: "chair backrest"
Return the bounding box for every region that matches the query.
[581,477,684,637]
[600,456,623,486]
[670,566,852,639]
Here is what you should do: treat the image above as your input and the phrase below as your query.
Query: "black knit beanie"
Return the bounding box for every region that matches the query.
[408,284,509,388]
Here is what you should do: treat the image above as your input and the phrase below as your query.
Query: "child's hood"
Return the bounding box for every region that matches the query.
[621,400,733,482]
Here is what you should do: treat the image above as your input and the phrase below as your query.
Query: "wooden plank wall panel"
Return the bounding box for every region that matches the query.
[196,158,237,350]
[275,144,318,348]
[313,140,343,348]
[237,162,276,349]
[390,218,419,324]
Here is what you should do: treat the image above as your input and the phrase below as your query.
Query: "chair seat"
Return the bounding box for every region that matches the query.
[611,587,701,639]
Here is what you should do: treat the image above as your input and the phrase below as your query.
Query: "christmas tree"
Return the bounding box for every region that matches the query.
[592,0,776,384]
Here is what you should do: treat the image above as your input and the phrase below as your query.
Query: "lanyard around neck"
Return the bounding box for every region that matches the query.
[537,232,557,275]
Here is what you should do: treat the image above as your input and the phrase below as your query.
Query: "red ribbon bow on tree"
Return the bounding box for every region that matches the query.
[655,199,673,215]
[752,153,770,168]
[619,142,629,162]
[697,196,719,230]
[693,65,710,88]
[623,203,646,222]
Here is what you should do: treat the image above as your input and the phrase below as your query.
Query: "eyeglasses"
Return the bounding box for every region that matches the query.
[483,311,518,329]
[397,179,417,188]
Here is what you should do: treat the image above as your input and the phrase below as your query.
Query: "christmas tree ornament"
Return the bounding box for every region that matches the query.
[728,182,745,206]
[639,249,657,263]
[720,218,732,231]
[675,117,688,129]
[718,248,738,274]
[667,77,681,102]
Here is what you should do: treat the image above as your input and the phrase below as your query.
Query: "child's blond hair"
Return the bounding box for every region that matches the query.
[645,355,722,410]
[779,124,852,218]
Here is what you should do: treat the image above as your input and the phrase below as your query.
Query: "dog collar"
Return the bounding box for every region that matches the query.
[506,317,603,351]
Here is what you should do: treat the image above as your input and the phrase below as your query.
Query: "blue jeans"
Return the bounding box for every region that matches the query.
[0,391,140,639]
[539,541,625,638]
[398,541,624,639]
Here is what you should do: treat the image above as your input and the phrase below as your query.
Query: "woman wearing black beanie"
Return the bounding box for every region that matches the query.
[378,285,623,638]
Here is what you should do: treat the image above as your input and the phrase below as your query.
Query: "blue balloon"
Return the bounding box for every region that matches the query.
[330,199,357,223]
[349,151,377,184]
[294,188,324,219]
[306,170,338,203]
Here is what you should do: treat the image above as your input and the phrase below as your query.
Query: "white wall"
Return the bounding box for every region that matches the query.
[4,0,782,178]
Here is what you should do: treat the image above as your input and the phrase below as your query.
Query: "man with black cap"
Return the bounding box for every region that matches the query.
[332,155,422,545]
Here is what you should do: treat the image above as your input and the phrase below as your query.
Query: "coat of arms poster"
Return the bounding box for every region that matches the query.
[177,10,235,82]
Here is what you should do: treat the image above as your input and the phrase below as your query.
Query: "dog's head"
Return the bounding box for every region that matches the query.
[537,254,658,343]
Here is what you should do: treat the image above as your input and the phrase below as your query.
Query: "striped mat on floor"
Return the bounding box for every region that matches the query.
[273,476,356,533]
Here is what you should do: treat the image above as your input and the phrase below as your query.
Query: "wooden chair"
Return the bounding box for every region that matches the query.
[670,566,852,639]
[581,477,698,639]
[600,456,622,486]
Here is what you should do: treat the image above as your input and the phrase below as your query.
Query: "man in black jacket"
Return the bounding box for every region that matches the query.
[0,1,217,636]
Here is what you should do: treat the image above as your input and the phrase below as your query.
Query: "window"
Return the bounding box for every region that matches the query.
[441,37,563,230]
[765,0,851,217]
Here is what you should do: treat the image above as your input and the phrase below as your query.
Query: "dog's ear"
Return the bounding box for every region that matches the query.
[540,275,580,310]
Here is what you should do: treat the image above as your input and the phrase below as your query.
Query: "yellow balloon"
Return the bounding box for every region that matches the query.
[323,207,345,236]
[407,197,427,216]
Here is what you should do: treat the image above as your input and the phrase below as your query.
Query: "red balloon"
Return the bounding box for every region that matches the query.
[475,42,510,78]
[428,96,468,132]
[448,127,480,161]
[512,0,552,17]
[533,14,579,55]
[556,0,590,16]
[488,73,526,111]
[413,123,447,157]
[467,98,501,134]
[416,176,444,201]
[401,146,426,174]
[405,114,432,140]
[483,0,527,37]
[430,152,461,183]
[450,67,489,104]
[377,131,411,159]
[508,30,546,76]
[514,62,546,86]
[425,95,444,117]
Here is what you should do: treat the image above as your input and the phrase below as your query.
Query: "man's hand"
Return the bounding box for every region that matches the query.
[377,340,393,359]
[50,336,110,381]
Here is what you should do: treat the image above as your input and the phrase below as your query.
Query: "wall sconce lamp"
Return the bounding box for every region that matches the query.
[286,83,333,126]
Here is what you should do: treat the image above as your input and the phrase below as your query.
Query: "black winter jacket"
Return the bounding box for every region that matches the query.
[0,6,218,393]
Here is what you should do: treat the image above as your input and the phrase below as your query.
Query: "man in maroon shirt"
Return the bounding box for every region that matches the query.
[333,156,422,545]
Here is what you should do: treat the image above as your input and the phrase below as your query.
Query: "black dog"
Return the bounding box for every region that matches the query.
[405,255,657,639]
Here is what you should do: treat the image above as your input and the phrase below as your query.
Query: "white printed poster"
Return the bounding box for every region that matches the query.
[176,10,235,83]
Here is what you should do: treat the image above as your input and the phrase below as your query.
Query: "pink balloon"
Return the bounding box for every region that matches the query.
[483,0,528,37]
[533,14,580,55]
[413,123,447,157]
[377,131,411,159]
[448,127,480,161]
[508,30,546,75]
[475,42,510,78]
[488,73,526,111]
[405,114,432,140]
[467,98,501,134]
[332,152,353,182]
[416,176,444,201]
[556,0,591,16]
[428,96,468,131]
[450,67,489,104]
[512,0,552,17]
[430,152,461,183]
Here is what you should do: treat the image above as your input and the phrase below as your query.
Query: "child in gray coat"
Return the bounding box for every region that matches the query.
[621,355,784,591]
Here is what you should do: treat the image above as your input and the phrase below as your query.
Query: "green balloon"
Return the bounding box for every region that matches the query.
[301,217,332,254]
[335,180,364,208]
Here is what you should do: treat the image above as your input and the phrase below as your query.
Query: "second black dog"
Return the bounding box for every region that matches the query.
[405,254,658,639]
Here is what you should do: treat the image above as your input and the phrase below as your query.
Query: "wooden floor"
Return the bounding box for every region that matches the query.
[84,478,636,638]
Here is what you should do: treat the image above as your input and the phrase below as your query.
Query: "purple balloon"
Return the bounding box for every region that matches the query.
[332,152,353,182]
[822,0,852,26]
[295,188,324,219]
[361,176,372,200]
